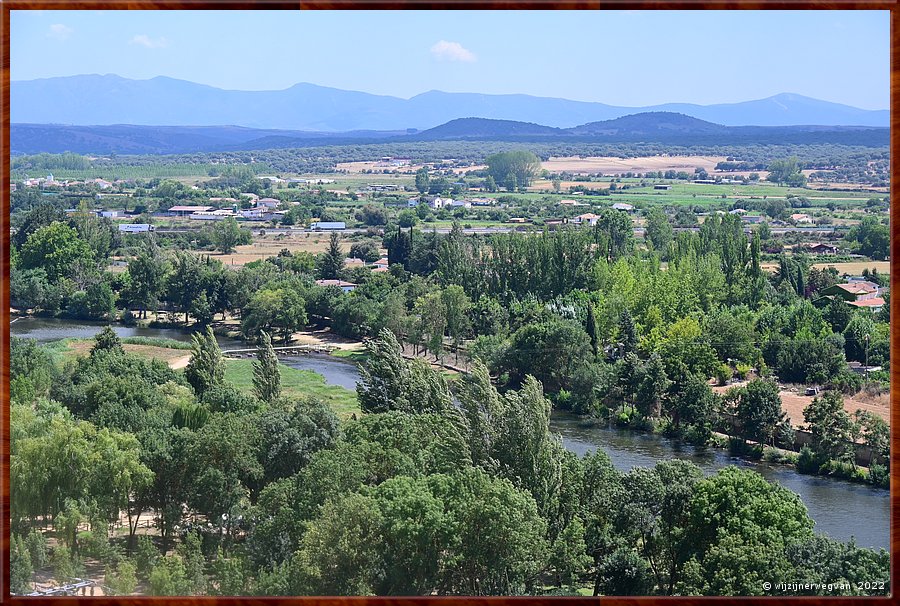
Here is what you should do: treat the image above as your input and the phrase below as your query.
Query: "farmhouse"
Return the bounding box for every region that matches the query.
[612,203,634,212]
[806,242,838,255]
[790,213,813,224]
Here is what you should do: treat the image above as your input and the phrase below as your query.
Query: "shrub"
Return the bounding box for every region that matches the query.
[715,364,731,386]
[24,530,48,569]
[796,445,820,474]
[106,560,138,595]
[868,463,889,489]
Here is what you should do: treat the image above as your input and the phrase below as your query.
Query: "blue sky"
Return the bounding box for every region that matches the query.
[10,10,889,109]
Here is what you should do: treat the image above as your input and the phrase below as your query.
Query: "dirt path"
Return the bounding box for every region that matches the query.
[169,354,192,370]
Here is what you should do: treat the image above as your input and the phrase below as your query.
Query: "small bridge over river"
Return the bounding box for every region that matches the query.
[222,344,337,358]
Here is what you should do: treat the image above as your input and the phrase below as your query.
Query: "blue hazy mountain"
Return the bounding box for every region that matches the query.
[11,74,889,131]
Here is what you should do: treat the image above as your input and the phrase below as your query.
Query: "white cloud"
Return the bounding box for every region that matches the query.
[430,40,476,63]
[47,24,73,41]
[130,34,170,49]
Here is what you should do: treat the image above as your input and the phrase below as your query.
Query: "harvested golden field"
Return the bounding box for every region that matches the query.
[541,155,728,174]
[761,261,889,276]
[197,234,358,267]
[811,261,890,275]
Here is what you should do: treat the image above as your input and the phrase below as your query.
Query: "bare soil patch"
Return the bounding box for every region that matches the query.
[713,383,890,427]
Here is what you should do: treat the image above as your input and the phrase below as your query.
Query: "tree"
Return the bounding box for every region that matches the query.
[414,291,447,360]
[252,331,281,403]
[846,216,889,261]
[594,209,634,261]
[166,251,205,323]
[618,309,637,357]
[733,379,785,446]
[636,353,670,418]
[618,460,704,594]
[127,237,168,318]
[803,391,856,465]
[19,222,95,282]
[415,168,430,194]
[149,556,191,596]
[767,157,806,187]
[585,304,599,357]
[288,492,383,595]
[349,240,380,263]
[484,150,541,190]
[185,327,225,398]
[645,207,673,253]
[187,413,263,525]
[242,288,307,343]
[211,218,250,254]
[357,329,453,415]
[254,397,340,484]
[106,559,139,595]
[10,534,33,594]
[441,285,471,363]
[687,466,814,595]
[354,204,388,226]
[503,319,592,392]
[318,232,345,279]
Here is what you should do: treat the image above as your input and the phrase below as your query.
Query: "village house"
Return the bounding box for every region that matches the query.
[818,281,884,312]
[256,197,281,210]
[573,212,600,227]
[806,242,839,255]
[612,203,634,212]
[314,279,357,293]
[790,213,813,224]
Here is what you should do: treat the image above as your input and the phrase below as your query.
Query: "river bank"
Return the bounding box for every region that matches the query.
[12,317,890,550]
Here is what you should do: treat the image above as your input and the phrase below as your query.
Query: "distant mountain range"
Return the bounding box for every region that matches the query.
[11,113,888,156]
[11,74,890,131]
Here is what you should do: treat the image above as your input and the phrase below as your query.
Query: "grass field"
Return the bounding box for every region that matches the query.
[225,359,361,418]
[58,337,192,365]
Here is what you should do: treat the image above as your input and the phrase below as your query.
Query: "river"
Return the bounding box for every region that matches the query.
[11,317,890,550]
